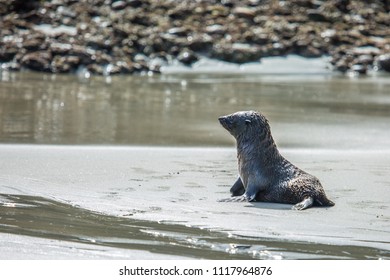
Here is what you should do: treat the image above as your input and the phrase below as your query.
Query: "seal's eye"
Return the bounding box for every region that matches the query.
[245,119,251,125]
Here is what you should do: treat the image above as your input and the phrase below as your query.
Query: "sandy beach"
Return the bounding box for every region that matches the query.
[1,144,389,259]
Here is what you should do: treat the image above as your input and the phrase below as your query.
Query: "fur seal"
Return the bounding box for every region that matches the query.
[218,110,335,210]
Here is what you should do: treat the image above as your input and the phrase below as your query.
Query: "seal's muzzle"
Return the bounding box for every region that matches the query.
[218,116,232,131]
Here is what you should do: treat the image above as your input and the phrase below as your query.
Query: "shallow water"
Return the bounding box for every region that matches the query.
[0,71,389,259]
[1,71,389,149]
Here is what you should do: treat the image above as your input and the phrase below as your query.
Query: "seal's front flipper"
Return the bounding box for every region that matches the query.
[243,192,256,202]
[244,183,259,202]
[292,197,314,210]
[230,177,245,196]
[218,195,248,202]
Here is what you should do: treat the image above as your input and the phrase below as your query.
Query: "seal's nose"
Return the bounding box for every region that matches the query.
[218,116,232,130]
[218,116,229,126]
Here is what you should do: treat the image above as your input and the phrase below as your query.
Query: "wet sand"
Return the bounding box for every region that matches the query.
[1,144,389,259]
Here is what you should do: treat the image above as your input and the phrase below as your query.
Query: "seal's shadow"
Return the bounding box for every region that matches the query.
[244,202,293,210]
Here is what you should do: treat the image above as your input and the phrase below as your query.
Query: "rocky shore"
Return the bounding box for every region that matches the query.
[0,0,389,75]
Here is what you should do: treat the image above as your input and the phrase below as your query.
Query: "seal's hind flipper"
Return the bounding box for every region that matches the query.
[315,192,335,207]
[316,197,335,207]
[292,197,314,210]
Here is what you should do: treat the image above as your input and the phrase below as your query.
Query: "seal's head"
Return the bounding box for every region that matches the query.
[218,110,270,140]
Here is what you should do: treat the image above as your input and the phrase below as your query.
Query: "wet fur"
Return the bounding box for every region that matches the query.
[219,110,335,210]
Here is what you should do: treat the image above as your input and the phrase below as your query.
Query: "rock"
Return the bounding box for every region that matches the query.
[205,24,226,35]
[115,60,135,74]
[113,24,132,38]
[1,0,388,76]
[168,7,192,20]
[333,58,350,72]
[221,0,234,8]
[95,51,112,65]
[56,5,76,18]
[103,63,121,75]
[321,29,337,43]
[21,51,52,71]
[13,19,32,29]
[268,42,287,56]
[0,45,18,62]
[212,43,262,64]
[133,53,149,63]
[132,61,148,72]
[298,45,322,58]
[51,55,80,73]
[177,49,199,65]
[187,34,213,52]
[50,42,72,55]
[127,0,143,8]
[273,2,293,16]
[147,59,163,73]
[70,45,96,65]
[111,1,127,10]
[87,63,104,75]
[350,64,367,74]
[130,15,151,26]
[334,0,350,13]
[206,5,229,17]
[249,28,270,45]
[232,7,256,20]
[375,54,390,72]
[167,27,188,37]
[352,46,381,56]
[87,36,114,51]
[356,54,373,66]
[307,9,329,22]
[6,0,40,13]
[23,38,44,51]
[0,61,21,71]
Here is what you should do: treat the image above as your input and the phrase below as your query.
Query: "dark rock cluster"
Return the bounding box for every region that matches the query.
[0,0,389,75]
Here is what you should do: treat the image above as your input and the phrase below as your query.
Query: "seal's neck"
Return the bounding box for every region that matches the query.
[236,129,282,167]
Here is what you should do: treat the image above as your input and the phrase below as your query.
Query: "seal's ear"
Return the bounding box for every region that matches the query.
[245,119,251,124]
